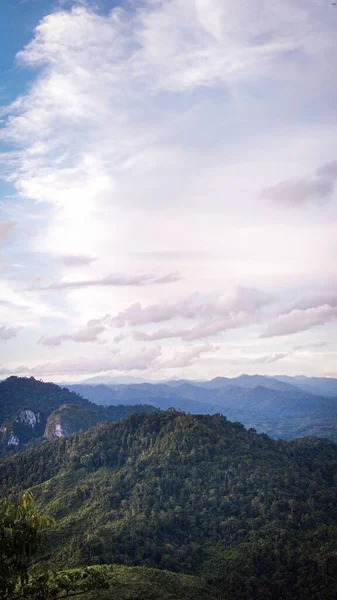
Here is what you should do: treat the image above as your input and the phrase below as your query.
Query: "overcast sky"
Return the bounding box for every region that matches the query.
[1,0,337,382]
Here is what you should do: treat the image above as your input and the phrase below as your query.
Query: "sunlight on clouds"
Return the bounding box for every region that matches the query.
[1,0,337,376]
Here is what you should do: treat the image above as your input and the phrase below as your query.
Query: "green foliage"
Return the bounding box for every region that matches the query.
[2,411,337,598]
[78,564,218,600]
[0,493,111,600]
[21,565,110,600]
[44,403,158,441]
[0,377,88,425]
[0,492,54,599]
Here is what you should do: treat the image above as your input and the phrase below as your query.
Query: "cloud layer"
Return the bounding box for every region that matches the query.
[0,0,337,379]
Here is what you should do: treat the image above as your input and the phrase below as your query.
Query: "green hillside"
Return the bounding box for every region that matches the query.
[2,411,337,599]
[0,377,158,455]
[70,564,218,600]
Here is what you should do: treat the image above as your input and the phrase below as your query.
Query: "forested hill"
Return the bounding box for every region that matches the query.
[1,411,337,599]
[0,376,88,424]
[0,376,158,455]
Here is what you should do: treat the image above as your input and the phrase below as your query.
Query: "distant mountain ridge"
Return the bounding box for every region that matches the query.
[277,375,337,397]
[68,374,337,442]
[69,373,337,396]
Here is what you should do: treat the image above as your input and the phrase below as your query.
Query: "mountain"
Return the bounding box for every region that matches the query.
[0,377,158,455]
[1,411,337,599]
[277,375,337,397]
[0,376,88,425]
[198,374,299,392]
[68,380,337,442]
[70,375,149,385]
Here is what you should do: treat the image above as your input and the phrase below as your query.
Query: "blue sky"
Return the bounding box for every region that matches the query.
[1,0,52,101]
[1,0,337,381]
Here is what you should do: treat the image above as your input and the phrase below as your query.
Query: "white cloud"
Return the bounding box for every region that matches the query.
[261,177,334,207]
[250,352,289,364]
[158,343,217,369]
[133,313,254,342]
[60,254,97,267]
[32,272,181,290]
[114,333,126,344]
[40,323,105,346]
[262,305,337,338]
[1,0,337,377]
[261,159,337,206]
[0,326,19,340]
[114,286,272,327]
[0,222,15,243]
[0,346,162,376]
[0,279,64,328]
[293,342,326,351]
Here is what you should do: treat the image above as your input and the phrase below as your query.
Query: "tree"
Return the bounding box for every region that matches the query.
[0,493,110,600]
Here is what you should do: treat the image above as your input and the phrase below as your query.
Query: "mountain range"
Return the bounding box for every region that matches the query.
[68,374,337,442]
[70,374,337,396]
[2,375,337,456]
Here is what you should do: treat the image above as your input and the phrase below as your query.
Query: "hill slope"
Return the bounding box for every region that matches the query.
[0,377,158,455]
[72,564,218,600]
[1,411,337,599]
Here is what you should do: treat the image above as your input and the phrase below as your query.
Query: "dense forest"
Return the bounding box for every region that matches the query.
[1,410,337,599]
[0,377,158,455]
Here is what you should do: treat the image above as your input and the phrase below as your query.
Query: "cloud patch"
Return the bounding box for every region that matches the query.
[133,312,254,342]
[0,222,15,243]
[262,304,337,338]
[158,344,217,369]
[250,352,289,364]
[60,254,97,267]
[0,326,19,340]
[261,159,337,207]
[114,286,273,328]
[34,272,181,291]
[40,323,105,346]
[0,346,161,376]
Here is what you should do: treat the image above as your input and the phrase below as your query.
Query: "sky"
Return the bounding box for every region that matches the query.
[1,0,337,382]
